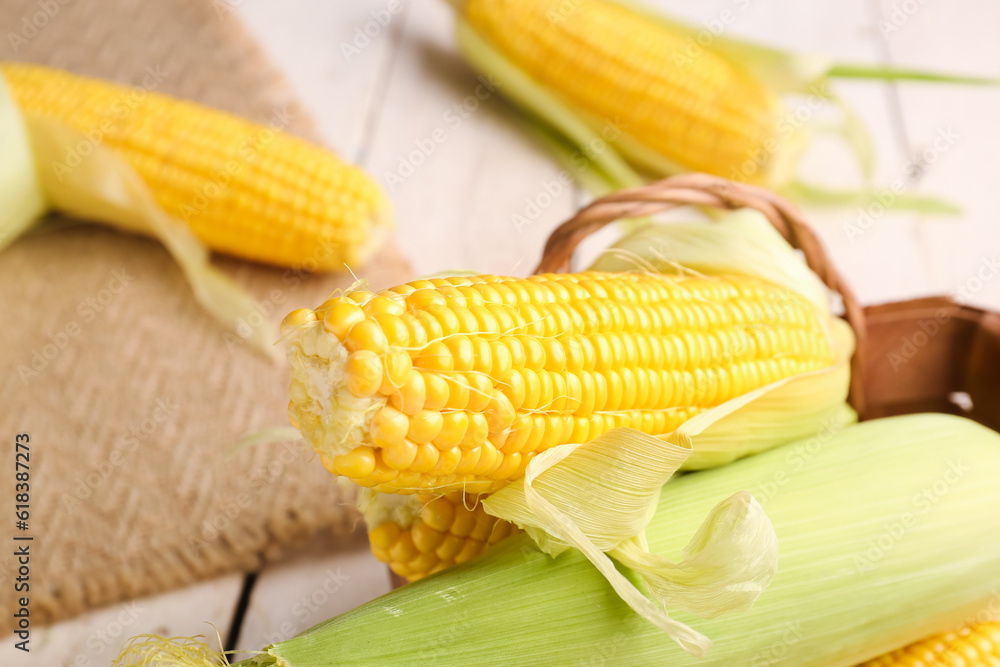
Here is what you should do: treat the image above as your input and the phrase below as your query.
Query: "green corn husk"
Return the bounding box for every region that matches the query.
[127,414,1000,666]
[0,73,45,251]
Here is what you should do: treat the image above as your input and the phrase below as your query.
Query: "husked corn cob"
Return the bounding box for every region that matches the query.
[368,492,516,581]
[862,622,1000,667]
[2,62,387,269]
[283,271,833,495]
[454,0,780,181]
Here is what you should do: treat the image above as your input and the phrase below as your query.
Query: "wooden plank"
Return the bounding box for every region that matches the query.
[655,0,934,306]
[235,0,409,162]
[873,0,1000,309]
[233,532,391,660]
[0,575,243,667]
[361,0,582,277]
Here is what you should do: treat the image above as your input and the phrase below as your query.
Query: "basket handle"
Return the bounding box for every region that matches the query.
[532,173,868,413]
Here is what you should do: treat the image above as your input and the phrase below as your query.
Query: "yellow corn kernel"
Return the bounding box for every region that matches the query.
[383,440,418,471]
[408,410,444,444]
[345,350,383,397]
[364,295,405,317]
[329,447,376,480]
[434,447,462,475]
[370,406,409,448]
[415,341,453,372]
[410,443,440,473]
[375,314,409,348]
[344,319,387,355]
[324,302,365,340]
[391,372,426,416]
[380,350,413,394]
[444,374,471,410]
[435,411,469,449]
[422,372,451,412]
[280,308,316,337]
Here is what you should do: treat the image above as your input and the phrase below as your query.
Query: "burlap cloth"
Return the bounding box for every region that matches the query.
[0,0,411,629]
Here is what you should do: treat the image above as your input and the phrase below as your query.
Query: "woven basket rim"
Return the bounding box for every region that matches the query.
[532,173,869,412]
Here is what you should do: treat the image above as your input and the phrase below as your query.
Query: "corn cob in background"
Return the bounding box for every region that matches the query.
[116,414,1000,665]
[862,622,1000,666]
[445,0,989,206]
[0,63,389,355]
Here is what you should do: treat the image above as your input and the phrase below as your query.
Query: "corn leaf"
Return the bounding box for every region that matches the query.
[588,209,832,315]
[0,75,46,253]
[483,428,778,655]
[784,180,963,215]
[827,63,998,85]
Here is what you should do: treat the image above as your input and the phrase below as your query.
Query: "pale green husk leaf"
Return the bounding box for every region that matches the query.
[588,208,831,312]
[0,76,46,252]
[676,331,856,470]
[483,428,778,655]
[785,180,963,214]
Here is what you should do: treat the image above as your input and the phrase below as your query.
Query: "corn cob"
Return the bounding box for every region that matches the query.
[862,622,1000,667]
[282,271,834,496]
[2,62,388,270]
[123,414,1000,665]
[459,0,780,181]
[368,492,516,581]
[447,0,988,205]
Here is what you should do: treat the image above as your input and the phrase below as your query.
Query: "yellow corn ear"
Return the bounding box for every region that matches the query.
[2,62,388,270]
[454,0,782,182]
[283,271,834,495]
[861,621,1000,666]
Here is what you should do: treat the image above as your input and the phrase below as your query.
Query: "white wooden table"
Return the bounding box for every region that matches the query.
[10,1,999,664]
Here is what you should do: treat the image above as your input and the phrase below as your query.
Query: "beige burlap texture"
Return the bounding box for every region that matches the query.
[0,0,412,629]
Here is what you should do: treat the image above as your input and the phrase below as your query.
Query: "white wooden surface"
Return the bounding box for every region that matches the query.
[9,1,999,664]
